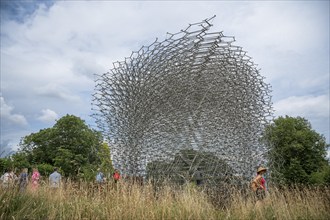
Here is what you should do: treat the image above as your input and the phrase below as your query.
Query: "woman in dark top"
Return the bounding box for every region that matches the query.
[18,168,29,193]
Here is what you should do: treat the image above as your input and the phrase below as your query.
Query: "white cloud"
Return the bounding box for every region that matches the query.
[34,83,81,102]
[0,1,329,151]
[274,95,329,118]
[71,54,106,78]
[37,108,59,123]
[227,2,329,54]
[0,96,28,126]
[274,95,330,141]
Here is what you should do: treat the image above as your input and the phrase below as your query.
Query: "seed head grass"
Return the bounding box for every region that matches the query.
[1,181,329,220]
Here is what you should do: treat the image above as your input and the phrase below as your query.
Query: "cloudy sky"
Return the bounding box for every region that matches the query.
[1,1,329,156]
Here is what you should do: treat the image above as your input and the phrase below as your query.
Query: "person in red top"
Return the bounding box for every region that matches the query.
[113,169,120,183]
[253,166,267,201]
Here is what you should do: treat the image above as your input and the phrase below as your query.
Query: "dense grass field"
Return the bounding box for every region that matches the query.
[1,180,329,220]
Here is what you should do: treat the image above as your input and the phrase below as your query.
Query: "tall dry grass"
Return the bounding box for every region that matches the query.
[229,186,330,220]
[1,180,329,220]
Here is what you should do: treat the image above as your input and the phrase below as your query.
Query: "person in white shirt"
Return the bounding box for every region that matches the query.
[49,167,61,189]
[0,168,14,188]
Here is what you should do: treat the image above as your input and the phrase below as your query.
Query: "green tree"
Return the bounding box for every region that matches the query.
[310,165,330,185]
[98,142,114,177]
[17,114,113,178]
[0,157,13,174]
[264,116,329,185]
[19,128,55,165]
[11,152,30,170]
[36,163,54,176]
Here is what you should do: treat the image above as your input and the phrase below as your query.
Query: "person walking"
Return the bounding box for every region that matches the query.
[96,168,105,193]
[49,167,61,189]
[113,169,120,184]
[10,169,17,184]
[0,168,14,189]
[31,167,40,191]
[18,168,29,193]
[251,166,267,208]
[96,168,105,184]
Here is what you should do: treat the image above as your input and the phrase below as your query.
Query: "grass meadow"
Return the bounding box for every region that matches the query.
[1,180,329,220]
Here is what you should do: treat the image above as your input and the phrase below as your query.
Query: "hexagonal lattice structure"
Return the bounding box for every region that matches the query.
[92,17,273,180]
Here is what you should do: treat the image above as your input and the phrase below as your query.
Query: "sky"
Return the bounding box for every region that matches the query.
[1,1,329,156]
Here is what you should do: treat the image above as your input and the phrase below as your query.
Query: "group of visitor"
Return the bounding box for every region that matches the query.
[0,167,61,192]
[2,165,266,208]
[95,169,121,184]
[0,167,121,192]
[0,167,40,192]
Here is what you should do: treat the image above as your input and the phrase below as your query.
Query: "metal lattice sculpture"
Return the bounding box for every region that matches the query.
[92,16,273,180]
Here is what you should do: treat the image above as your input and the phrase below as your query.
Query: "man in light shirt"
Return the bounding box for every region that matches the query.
[49,167,61,189]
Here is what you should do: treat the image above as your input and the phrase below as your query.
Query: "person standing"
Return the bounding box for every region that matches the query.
[96,168,105,193]
[251,166,267,208]
[18,168,29,193]
[1,168,14,189]
[9,169,18,186]
[49,167,61,189]
[113,169,120,183]
[31,167,40,191]
[96,168,105,184]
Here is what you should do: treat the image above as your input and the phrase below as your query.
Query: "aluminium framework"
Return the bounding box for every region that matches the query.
[92,16,273,180]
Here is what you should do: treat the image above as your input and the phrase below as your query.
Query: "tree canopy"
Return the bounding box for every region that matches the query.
[13,114,113,178]
[264,116,329,185]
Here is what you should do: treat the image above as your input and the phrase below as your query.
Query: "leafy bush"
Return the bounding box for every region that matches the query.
[310,165,330,185]
[36,163,54,176]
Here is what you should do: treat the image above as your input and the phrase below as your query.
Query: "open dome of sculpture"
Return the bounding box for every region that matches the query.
[92,16,273,180]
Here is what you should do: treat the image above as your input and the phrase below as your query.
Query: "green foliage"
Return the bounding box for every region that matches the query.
[36,163,54,176]
[264,116,329,185]
[14,114,113,179]
[11,152,30,170]
[75,145,114,182]
[98,142,114,178]
[0,157,13,173]
[77,164,97,181]
[309,165,330,185]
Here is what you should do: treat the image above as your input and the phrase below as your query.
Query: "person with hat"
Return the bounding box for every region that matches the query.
[251,166,267,201]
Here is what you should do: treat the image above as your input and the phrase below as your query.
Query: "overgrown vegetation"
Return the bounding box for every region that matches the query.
[1,181,329,220]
